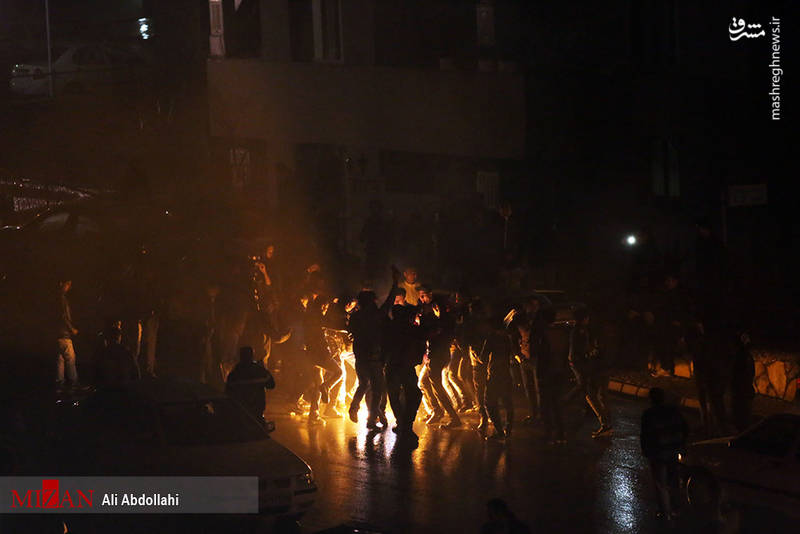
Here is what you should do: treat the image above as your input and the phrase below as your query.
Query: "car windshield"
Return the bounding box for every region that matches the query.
[159,398,267,446]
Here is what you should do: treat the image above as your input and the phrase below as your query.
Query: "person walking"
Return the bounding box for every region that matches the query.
[484,314,514,441]
[640,387,689,521]
[95,323,140,386]
[569,307,613,438]
[418,287,462,428]
[383,291,425,444]
[55,278,80,391]
[347,290,388,430]
[534,307,566,444]
[728,329,755,433]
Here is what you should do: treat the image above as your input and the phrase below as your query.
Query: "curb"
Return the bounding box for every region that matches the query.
[608,379,700,409]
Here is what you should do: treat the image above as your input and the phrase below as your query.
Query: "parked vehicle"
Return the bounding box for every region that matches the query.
[5,379,317,518]
[679,413,800,519]
[10,43,148,97]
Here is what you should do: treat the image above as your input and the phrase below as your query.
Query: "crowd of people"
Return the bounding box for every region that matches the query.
[52,243,622,446]
[49,214,755,450]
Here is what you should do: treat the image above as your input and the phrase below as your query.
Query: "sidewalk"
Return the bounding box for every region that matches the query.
[608,369,800,417]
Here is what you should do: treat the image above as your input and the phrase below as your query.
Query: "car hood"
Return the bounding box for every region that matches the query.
[682,437,735,470]
[149,438,312,479]
[690,437,734,448]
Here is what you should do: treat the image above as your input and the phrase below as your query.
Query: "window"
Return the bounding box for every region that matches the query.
[733,417,799,458]
[476,171,499,209]
[312,0,342,62]
[631,0,678,67]
[230,147,251,191]
[651,138,679,197]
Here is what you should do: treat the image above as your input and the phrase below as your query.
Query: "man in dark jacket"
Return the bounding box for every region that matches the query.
[347,290,387,429]
[640,387,689,520]
[226,346,276,424]
[484,314,514,441]
[728,329,755,433]
[534,307,566,443]
[569,307,612,438]
[383,289,425,443]
[95,324,140,386]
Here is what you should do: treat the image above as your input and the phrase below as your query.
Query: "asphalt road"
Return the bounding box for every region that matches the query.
[268,394,793,534]
[1,384,792,534]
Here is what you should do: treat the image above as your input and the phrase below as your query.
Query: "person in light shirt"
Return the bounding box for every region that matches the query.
[398,266,422,306]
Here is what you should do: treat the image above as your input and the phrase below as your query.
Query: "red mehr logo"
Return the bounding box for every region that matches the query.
[11,479,93,509]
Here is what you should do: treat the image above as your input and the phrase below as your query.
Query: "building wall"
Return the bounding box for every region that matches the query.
[207,58,525,162]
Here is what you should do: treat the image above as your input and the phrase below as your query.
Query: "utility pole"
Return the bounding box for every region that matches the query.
[45,0,54,98]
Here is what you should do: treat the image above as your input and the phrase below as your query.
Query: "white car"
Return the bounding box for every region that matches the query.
[53,380,317,518]
[679,414,800,519]
[10,43,146,96]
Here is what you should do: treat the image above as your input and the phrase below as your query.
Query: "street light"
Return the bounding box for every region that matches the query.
[626,234,637,246]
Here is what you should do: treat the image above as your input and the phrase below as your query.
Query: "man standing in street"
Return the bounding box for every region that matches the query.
[347,290,387,429]
[484,312,514,441]
[55,278,79,391]
[569,307,613,438]
[640,387,689,521]
[418,287,462,428]
[383,288,424,444]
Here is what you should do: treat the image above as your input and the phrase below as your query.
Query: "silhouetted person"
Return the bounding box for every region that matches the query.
[569,307,612,438]
[484,315,514,441]
[418,287,462,428]
[383,287,424,444]
[444,290,474,412]
[535,308,566,444]
[55,278,79,390]
[467,299,491,433]
[226,346,275,424]
[509,296,543,424]
[640,388,688,521]
[199,282,221,386]
[652,273,691,376]
[95,325,140,385]
[347,290,387,429]
[688,322,727,437]
[728,330,755,433]
[480,499,531,534]
[301,281,343,424]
